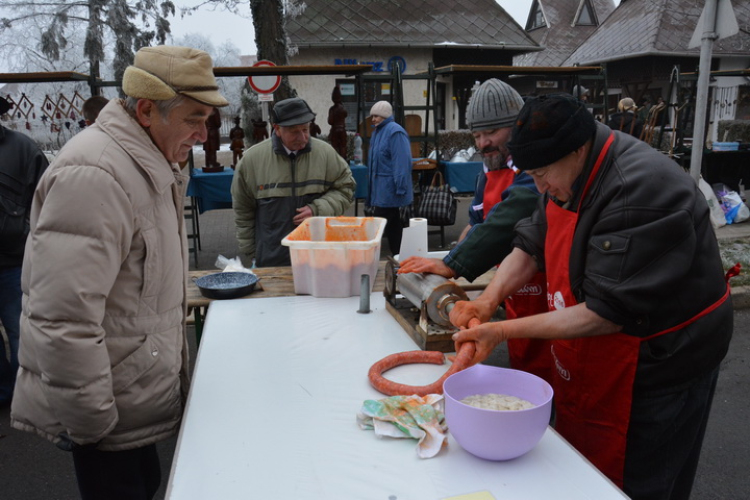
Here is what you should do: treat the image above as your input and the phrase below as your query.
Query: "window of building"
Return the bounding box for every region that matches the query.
[576,0,597,26]
[526,0,547,31]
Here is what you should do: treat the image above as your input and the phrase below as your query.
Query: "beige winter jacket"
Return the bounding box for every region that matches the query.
[11,99,190,451]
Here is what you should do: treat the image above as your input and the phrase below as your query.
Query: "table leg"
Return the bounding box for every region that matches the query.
[194,307,205,345]
[429,226,446,248]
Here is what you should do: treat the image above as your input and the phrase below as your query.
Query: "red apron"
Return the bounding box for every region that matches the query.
[544,132,732,487]
[504,271,551,382]
[482,168,515,220]
[483,167,552,381]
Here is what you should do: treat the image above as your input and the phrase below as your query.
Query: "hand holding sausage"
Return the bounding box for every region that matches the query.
[449,298,495,329]
[397,256,456,278]
[453,319,506,367]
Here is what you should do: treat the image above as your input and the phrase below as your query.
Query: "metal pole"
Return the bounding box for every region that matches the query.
[689,0,719,182]
[358,274,371,314]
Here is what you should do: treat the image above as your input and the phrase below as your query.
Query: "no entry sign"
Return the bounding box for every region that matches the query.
[248,60,281,94]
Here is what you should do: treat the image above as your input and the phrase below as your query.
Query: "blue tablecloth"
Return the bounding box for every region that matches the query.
[350,163,368,199]
[187,168,234,213]
[441,161,482,194]
[188,165,370,213]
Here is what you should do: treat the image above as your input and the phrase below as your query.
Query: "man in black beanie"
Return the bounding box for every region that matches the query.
[450,93,733,500]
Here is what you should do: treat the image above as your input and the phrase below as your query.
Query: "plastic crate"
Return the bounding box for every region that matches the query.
[281,217,386,297]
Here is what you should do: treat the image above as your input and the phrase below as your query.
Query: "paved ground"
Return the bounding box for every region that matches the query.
[2,192,749,499]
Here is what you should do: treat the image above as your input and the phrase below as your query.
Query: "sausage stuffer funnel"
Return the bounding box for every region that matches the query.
[383,257,495,352]
[383,257,469,340]
[397,271,468,327]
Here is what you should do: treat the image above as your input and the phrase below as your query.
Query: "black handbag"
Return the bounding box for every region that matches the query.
[363,204,413,228]
[416,171,456,226]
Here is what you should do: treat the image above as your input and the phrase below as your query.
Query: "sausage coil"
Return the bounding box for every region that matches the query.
[368,342,477,396]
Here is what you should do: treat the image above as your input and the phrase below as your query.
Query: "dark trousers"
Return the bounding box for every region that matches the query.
[72,443,161,500]
[0,266,22,405]
[372,206,403,256]
[623,366,720,500]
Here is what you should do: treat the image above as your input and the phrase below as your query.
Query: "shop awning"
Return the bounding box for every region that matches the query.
[426,64,604,77]
[213,64,373,78]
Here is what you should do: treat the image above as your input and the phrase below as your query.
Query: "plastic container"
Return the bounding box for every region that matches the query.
[281,217,386,297]
[443,364,553,461]
[353,133,363,165]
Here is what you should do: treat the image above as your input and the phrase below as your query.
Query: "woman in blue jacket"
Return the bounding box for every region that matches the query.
[366,100,413,255]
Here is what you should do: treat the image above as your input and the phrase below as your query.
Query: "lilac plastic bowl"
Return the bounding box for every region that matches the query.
[443,364,554,461]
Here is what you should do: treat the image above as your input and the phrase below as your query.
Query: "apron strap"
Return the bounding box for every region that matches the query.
[578,132,615,210]
[725,262,742,282]
[642,283,731,340]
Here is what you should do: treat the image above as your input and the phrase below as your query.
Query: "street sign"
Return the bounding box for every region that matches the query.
[689,0,738,48]
[248,60,281,94]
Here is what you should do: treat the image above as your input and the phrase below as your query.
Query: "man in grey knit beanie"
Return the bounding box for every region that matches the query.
[401,77,535,266]
[466,78,525,132]
[463,79,524,172]
[399,79,549,383]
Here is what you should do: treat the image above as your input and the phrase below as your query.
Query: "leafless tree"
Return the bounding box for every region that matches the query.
[181,0,302,101]
[0,0,174,89]
[249,0,298,101]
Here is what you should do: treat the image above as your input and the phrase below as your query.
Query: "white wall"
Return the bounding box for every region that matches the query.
[288,47,444,135]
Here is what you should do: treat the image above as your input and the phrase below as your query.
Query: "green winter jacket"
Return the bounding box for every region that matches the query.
[231,134,355,267]
[444,181,539,282]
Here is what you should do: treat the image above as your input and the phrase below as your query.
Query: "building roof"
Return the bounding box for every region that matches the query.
[563,0,750,65]
[286,0,540,51]
[514,0,616,67]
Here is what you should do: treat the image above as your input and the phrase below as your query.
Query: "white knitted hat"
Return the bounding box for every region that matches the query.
[369,101,393,119]
[465,79,524,131]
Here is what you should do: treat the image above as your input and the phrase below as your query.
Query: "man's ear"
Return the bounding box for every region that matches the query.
[135,99,156,127]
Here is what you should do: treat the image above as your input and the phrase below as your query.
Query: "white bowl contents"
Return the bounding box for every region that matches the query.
[460,393,536,411]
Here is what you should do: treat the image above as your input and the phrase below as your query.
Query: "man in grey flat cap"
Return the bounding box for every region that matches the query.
[11,45,228,499]
[232,97,356,267]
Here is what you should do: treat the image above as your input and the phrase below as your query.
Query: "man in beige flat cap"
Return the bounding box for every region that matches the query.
[11,45,228,500]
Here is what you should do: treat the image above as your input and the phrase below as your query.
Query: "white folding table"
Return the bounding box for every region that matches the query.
[167,294,629,499]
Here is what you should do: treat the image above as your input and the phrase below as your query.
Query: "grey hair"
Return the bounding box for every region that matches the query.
[123,95,189,123]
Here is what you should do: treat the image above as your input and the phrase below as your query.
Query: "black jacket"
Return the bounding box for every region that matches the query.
[607,111,643,139]
[514,123,732,394]
[0,125,49,268]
